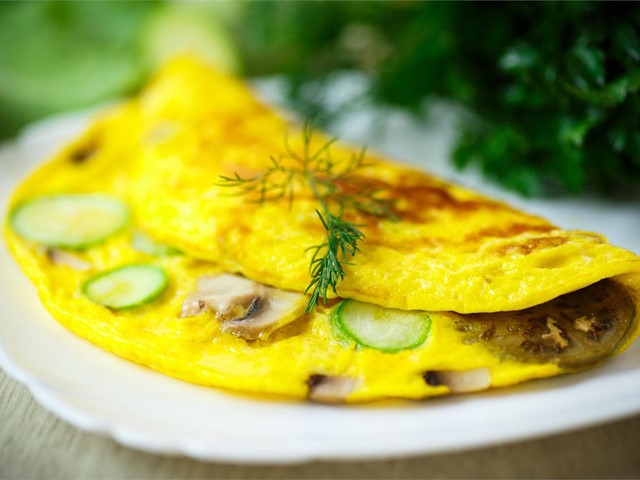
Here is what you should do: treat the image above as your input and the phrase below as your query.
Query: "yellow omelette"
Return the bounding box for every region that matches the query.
[4,56,640,402]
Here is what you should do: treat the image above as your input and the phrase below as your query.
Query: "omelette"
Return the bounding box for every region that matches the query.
[4,56,640,403]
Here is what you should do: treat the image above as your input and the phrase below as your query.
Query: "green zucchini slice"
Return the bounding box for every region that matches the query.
[82,264,168,310]
[131,231,181,256]
[335,300,431,353]
[10,194,129,249]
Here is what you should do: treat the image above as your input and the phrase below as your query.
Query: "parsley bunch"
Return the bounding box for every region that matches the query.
[239,2,640,196]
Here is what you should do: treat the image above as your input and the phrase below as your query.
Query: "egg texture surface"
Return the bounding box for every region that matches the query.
[4,56,640,402]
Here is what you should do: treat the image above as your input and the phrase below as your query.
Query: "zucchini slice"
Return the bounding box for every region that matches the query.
[82,264,168,310]
[335,300,431,353]
[10,194,129,249]
[131,231,181,256]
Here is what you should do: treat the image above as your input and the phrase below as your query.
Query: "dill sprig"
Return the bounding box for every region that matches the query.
[217,120,395,312]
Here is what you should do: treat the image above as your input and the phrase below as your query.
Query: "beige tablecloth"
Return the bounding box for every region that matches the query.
[1,368,639,479]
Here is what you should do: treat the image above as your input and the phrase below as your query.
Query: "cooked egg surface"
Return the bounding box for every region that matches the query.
[118,57,640,313]
[4,56,640,402]
[1,214,578,402]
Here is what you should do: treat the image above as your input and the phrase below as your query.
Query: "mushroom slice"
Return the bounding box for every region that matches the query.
[180,273,306,340]
[180,298,208,318]
[180,273,261,318]
[44,248,91,271]
[307,374,360,403]
[222,289,305,340]
[423,368,492,393]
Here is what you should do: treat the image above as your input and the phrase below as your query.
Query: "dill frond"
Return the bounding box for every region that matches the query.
[217,120,394,312]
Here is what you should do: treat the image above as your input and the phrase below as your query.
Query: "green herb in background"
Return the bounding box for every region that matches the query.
[0,1,158,139]
[0,0,239,140]
[239,2,640,196]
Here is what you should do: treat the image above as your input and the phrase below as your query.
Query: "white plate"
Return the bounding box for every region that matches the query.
[2,91,640,464]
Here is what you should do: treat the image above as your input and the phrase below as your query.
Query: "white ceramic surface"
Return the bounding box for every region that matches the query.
[1,91,640,463]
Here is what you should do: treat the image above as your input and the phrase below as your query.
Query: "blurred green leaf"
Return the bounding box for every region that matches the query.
[242,1,640,196]
[0,1,159,139]
[499,43,539,73]
[569,40,606,89]
[0,0,242,140]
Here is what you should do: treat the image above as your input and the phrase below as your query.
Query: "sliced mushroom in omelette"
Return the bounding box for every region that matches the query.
[4,56,640,403]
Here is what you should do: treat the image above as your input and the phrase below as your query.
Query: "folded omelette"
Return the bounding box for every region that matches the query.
[5,57,640,402]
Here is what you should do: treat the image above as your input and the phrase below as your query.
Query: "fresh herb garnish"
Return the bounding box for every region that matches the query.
[240,2,640,196]
[217,120,395,312]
